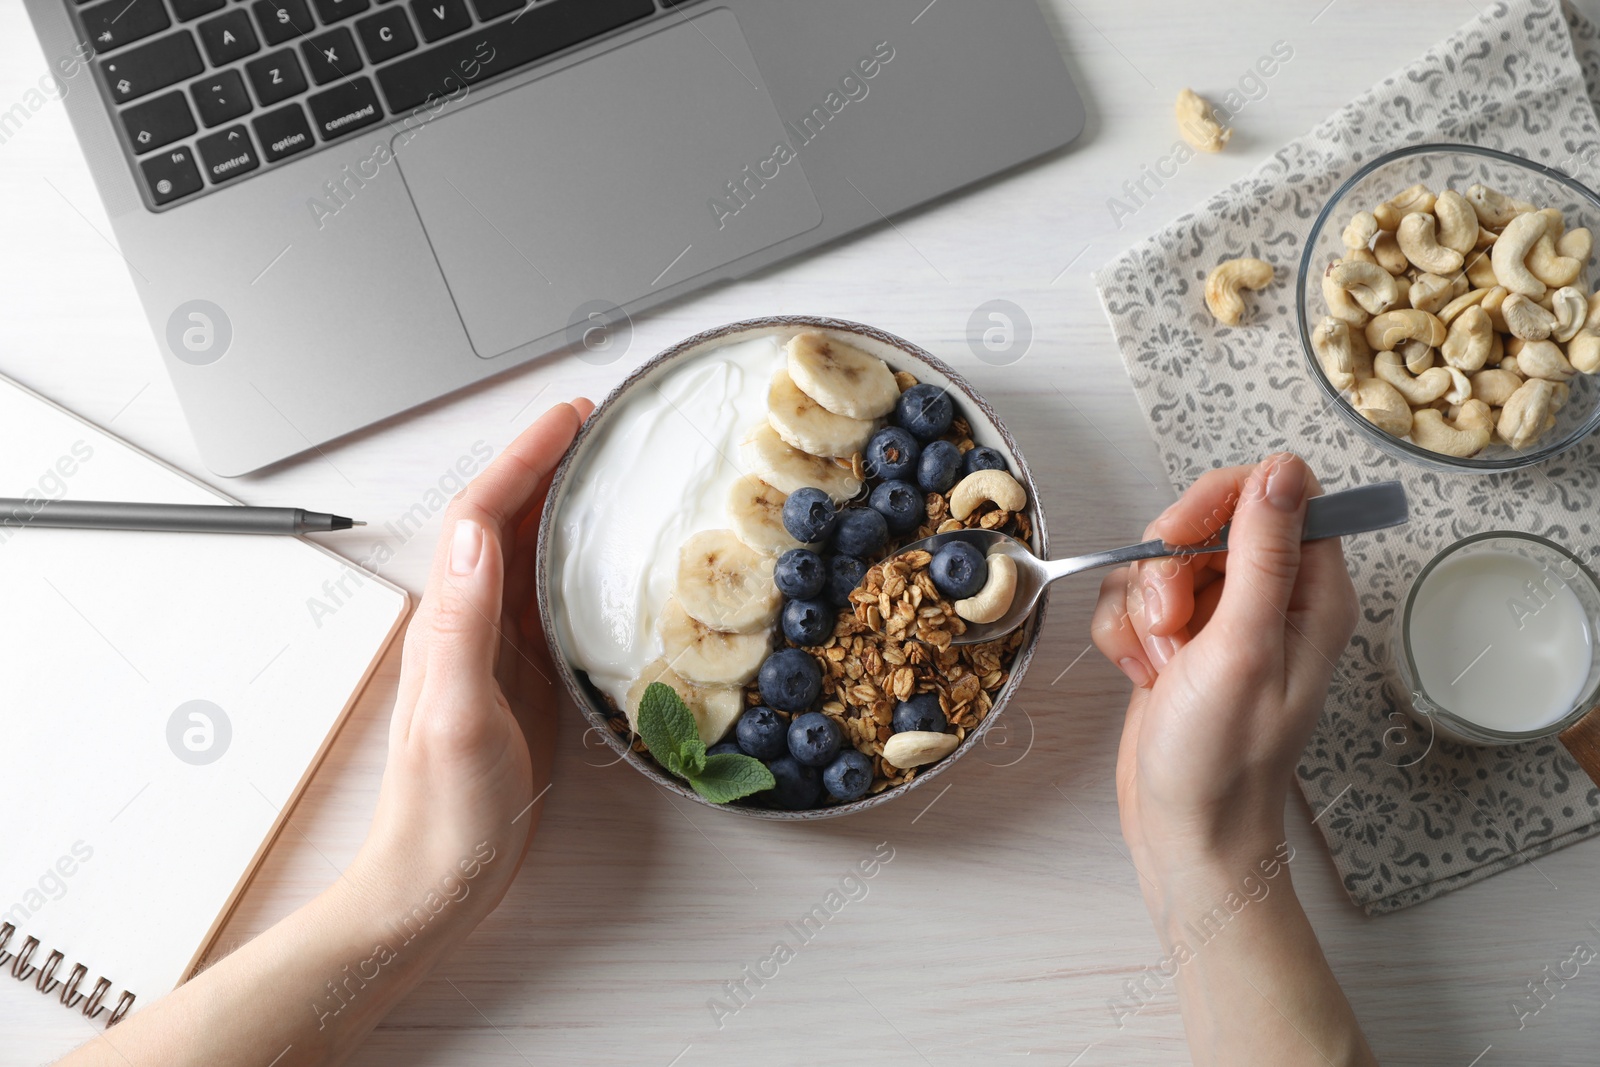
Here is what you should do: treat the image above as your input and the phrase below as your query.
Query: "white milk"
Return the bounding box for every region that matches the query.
[1408,551,1596,733]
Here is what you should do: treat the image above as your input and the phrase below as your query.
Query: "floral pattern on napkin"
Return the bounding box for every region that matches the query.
[1093,0,1600,914]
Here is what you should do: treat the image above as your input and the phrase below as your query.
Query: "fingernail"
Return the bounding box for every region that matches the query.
[450,518,483,576]
[1141,572,1164,631]
[1265,455,1306,512]
[1119,657,1154,689]
[1145,634,1178,669]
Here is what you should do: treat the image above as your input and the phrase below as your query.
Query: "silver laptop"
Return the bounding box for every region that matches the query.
[25,0,1084,475]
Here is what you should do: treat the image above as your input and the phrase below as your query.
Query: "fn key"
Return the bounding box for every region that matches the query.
[140,145,203,204]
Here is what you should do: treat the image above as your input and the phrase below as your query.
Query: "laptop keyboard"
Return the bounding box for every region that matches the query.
[72,0,664,209]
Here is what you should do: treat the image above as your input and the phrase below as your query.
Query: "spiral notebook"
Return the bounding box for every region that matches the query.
[0,375,409,1025]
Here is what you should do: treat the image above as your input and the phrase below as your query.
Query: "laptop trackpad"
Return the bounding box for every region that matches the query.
[394,8,822,359]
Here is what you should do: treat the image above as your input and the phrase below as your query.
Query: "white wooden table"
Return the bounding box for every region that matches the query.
[5,2,1600,1063]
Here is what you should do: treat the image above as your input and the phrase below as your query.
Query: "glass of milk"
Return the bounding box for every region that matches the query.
[1394,533,1600,746]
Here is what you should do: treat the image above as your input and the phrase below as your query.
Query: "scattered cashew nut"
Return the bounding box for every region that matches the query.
[1437,287,1490,325]
[954,551,1018,625]
[1569,329,1600,374]
[1175,88,1230,153]
[1373,183,1436,231]
[1470,368,1523,406]
[1550,286,1587,343]
[1351,377,1414,438]
[1527,235,1583,289]
[882,730,961,770]
[1498,379,1561,450]
[1398,338,1434,375]
[1397,212,1465,275]
[1501,292,1557,340]
[1516,339,1577,381]
[1342,211,1379,251]
[1492,212,1551,298]
[1329,259,1401,315]
[1433,189,1479,254]
[1411,400,1494,457]
[1205,257,1274,326]
[1557,226,1593,265]
[1374,350,1453,405]
[949,469,1027,520]
[1311,317,1372,391]
[1440,305,1492,373]
[1365,309,1446,351]
[1466,183,1535,228]
[1406,272,1457,315]
[1372,231,1410,275]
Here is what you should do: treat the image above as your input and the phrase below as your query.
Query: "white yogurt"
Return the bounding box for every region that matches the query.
[550,335,783,710]
[1408,550,1596,733]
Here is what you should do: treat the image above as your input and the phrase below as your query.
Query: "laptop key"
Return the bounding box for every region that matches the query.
[252,0,316,45]
[245,50,309,106]
[171,0,226,21]
[376,0,654,113]
[196,125,261,183]
[409,0,471,42]
[120,91,196,154]
[301,27,364,84]
[356,8,417,63]
[100,32,203,105]
[253,103,315,162]
[306,76,383,140]
[79,0,169,53]
[140,145,204,205]
[312,0,372,23]
[197,10,261,65]
[191,69,252,128]
[469,0,528,20]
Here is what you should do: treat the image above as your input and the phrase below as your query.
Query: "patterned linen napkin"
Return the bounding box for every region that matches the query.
[1093,0,1600,915]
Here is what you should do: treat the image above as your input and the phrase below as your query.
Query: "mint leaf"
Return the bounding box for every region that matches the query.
[681,737,708,778]
[688,753,777,804]
[637,681,698,764]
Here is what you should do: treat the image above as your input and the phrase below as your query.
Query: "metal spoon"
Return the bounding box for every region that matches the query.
[901,481,1410,646]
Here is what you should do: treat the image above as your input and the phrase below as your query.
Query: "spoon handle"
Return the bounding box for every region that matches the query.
[1043,481,1409,581]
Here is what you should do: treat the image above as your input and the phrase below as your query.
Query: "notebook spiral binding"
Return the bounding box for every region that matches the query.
[0,922,134,1025]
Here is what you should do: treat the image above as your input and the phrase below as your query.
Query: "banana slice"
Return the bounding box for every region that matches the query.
[786,332,900,419]
[676,529,782,634]
[768,367,876,458]
[658,596,771,687]
[741,422,862,504]
[727,474,813,555]
[624,659,745,745]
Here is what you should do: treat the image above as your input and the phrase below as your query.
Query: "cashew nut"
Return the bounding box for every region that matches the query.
[1443,367,1473,406]
[1501,292,1558,341]
[1569,329,1600,374]
[953,551,1018,624]
[1372,232,1410,275]
[1205,257,1273,326]
[1412,399,1493,458]
[1373,183,1436,231]
[1365,308,1446,352]
[1466,184,1535,228]
[1465,249,1499,288]
[1398,338,1434,374]
[1407,272,1458,314]
[1488,330,1505,366]
[949,469,1027,520]
[1480,286,1511,333]
[1437,287,1490,325]
[1432,189,1478,254]
[1347,247,1380,267]
[1474,225,1501,250]
[1516,339,1577,381]
[1470,367,1523,406]
[1527,234,1583,289]
[1311,317,1373,391]
[1396,212,1464,276]
[1587,291,1600,331]
[1491,212,1551,297]
[1351,377,1413,438]
[1175,88,1230,153]
[1321,261,1369,326]
[1439,305,1492,373]
[1550,286,1587,343]
[1499,353,1522,378]
[1557,227,1592,266]
[1375,349,1453,405]
[1343,211,1380,251]
[1498,379,1561,450]
[882,730,961,770]
[1329,259,1401,315]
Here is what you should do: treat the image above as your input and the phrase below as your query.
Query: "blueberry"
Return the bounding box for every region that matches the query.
[782,487,837,544]
[774,548,827,600]
[962,446,1008,476]
[708,740,743,757]
[825,554,868,607]
[822,749,874,802]
[929,540,988,599]
[782,597,834,646]
[917,439,963,493]
[758,648,822,712]
[764,756,822,810]
[892,693,948,734]
[787,711,842,767]
[831,507,887,558]
[735,706,788,760]
[863,426,920,481]
[895,384,954,441]
[869,479,925,535]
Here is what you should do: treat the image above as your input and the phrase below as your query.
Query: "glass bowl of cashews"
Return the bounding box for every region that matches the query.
[1296,144,1600,472]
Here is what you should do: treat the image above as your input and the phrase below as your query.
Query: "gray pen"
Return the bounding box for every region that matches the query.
[0,498,366,535]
